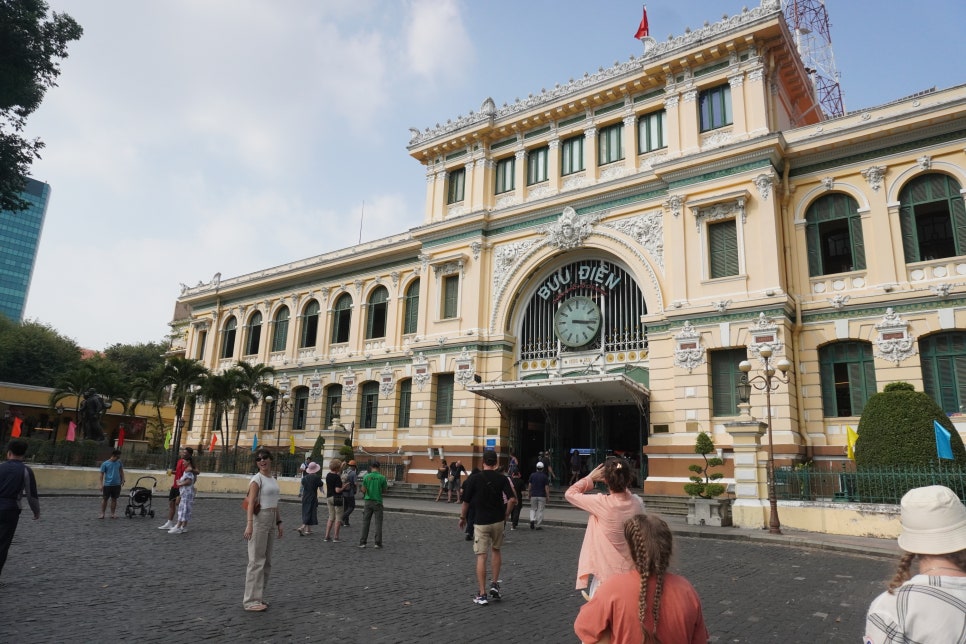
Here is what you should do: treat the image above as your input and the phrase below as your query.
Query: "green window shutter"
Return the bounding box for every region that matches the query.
[951,195,966,256]
[819,355,836,417]
[849,215,866,270]
[898,204,919,262]
[805,222,822,276]
[435,374,454,424]
[709,220,738,278]
[711,349,742,416]
[403,281,419,335]
[443,275,459,318]
[398,380,412,428]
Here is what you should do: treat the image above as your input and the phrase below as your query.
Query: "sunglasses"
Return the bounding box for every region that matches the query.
[255,456,270,462]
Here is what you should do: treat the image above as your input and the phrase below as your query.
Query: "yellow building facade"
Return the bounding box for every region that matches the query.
[170,1,966,529]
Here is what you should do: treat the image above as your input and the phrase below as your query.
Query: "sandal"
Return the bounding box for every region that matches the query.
[244,603,267,612]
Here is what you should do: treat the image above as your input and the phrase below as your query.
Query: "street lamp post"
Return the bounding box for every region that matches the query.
[738,344,791,535]
[264,393,292,477]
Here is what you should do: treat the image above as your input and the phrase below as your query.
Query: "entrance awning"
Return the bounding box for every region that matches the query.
[467,373,649,413]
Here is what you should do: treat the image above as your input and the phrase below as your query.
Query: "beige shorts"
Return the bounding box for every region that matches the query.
[326,497,345,522]
[473,520,505,555]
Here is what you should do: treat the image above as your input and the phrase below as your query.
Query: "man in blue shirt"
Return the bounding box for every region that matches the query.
[99,449,125,519]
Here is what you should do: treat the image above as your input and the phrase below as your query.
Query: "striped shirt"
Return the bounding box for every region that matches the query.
[865,574,966,643]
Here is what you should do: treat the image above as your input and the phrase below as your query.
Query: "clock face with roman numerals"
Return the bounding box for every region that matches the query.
[553,296,601,348]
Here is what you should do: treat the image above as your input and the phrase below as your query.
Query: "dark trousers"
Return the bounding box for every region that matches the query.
[0,508,22,577]
[359,500,383,546]
[342,496,356,523]
[510,500,522,527]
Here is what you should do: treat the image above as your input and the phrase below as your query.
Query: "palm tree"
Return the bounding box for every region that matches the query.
[131,366,170,449]
[161,357,209,469]
[49,360,122,441]
[201,369,238,459]
[230,361,277,451]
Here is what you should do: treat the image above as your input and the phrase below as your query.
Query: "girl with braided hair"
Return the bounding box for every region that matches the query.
[575,514,708,644]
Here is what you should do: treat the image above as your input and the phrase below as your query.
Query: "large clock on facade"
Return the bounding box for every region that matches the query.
[553,296,601,348]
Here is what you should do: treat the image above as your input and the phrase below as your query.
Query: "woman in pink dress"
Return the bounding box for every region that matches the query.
[565,456,646,596]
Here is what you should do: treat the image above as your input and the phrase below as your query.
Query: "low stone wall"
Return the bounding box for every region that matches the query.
[732,499,901,538]
[32,466,304,498]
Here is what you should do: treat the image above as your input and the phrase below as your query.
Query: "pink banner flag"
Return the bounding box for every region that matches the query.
[67,421,77,442]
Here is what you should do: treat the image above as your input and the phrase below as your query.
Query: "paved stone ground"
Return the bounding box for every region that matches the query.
[0,497,894,643]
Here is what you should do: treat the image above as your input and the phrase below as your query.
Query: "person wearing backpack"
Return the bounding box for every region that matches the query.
[341,460,358,527]
[459,450,516,606]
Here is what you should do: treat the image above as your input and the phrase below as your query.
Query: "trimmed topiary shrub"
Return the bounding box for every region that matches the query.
[684,431,726,499]
[855,381,966,502]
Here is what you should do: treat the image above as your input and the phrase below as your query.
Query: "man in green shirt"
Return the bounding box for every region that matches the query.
[358,461,388,549]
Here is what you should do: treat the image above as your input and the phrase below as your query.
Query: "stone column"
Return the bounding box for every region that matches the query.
[724,415,768,529]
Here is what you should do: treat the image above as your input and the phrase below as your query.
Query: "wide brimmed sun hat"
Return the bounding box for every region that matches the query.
[306,462,321,474]
[897,485,966,555]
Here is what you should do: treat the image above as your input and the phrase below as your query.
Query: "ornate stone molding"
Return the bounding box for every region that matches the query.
[412,352,431,391]
[754,173,776,201]
[932,283,952,298]
[874,308,916,364]
[542,206,599,251]
[691,196,746,232]
[470,241,482,261]
[747,312,784,362]
[454,347,475,388]
[829,294,850,309]
[917,155,932,170]
[712,300,731,313]
[601,211,664,271]
[821,177,834,191]
[390,271,400,289]
[432,259,465,278]
[341,366,358,400]
[379,363,395,396]
[417,253,430,274]
[861,165,886,192]
[308,370,323,400]
[664,194,685,218]
[673,321,705,373]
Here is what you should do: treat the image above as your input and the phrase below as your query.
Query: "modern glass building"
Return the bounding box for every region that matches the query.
[0,178,51,321]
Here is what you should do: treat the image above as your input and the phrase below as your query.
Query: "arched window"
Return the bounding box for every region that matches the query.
[398,378,412,428]
[366,287,389,339]
[220,316,237,359]
[361,381,379,428]
[244,312,262,356]
[293,387,309,430]
[325,385,343,427]
[805,193,865,276]
[819,341,877,417]
[920,332,966,415]
[299,301,320,348]
[403,280,419,335]
[331,294,352,344]
[899,173,966,262]
[271,307,289,352]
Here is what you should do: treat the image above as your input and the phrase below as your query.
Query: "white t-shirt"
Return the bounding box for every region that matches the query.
[865,574,966,644]
[250,473,280,510]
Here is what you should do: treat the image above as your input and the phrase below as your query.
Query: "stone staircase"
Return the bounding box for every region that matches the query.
[384,482,690,516]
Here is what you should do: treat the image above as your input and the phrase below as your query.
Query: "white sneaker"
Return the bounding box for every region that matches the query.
[158,520,174,530]
[168,527,184,534]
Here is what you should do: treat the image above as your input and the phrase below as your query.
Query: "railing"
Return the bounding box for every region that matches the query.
[775,463,966,504]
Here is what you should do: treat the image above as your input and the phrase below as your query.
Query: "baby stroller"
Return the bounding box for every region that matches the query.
[124,476,158,518]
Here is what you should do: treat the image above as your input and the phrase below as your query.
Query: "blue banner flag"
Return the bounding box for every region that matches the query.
[934,420,954,460]
[251,434,258,452]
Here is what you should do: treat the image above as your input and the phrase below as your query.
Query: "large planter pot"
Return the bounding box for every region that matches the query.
[686,497,733,527]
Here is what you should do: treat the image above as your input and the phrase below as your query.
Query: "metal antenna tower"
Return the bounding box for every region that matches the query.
[782,0,844,118]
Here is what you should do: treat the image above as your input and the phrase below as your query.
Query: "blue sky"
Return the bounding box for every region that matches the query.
[22,0,965,350]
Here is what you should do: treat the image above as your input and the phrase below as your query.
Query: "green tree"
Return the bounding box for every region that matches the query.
[131,366,169,449]
[0,0,83,211]
[161,357,209,468]
[0,317,81,386]
[103,340,167,377]
[229,361,277,451]
[201,369,237,457]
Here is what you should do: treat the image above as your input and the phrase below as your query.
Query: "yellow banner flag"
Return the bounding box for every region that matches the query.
[289,434,296,455]
[846,426,858,460]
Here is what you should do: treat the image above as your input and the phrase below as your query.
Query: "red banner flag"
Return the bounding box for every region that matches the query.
[117,427,126,448]
[11,417,21,438]
[67,421,77,442]
[634,5,649,39]
[209,433,217,452]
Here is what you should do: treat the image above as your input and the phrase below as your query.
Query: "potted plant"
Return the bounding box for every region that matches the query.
[684,431,732,526]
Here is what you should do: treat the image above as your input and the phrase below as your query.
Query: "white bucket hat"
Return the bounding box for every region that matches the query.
[897,485,966,555]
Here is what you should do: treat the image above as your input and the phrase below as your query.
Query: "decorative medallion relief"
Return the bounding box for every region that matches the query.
[747,312,784,364]
[454,348,476,388]
[673,321,705,373]
[602,211,664,271]
[341,366,357,400]
[861,165,886,192]
[542,206,599,251]
[412,352,431,391]
[379,363,395,396]
[874,308,915,364]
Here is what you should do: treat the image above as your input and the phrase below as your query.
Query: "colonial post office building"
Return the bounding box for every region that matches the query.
[170,0,966,531]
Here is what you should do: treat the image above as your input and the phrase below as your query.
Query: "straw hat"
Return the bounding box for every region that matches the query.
[306,462,321,475]
[897,485,966,555]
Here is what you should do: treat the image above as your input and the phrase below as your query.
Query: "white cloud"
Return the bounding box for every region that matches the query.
[404,0,473,83]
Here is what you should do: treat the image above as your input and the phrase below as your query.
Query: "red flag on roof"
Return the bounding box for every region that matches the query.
[634,5,649,39]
